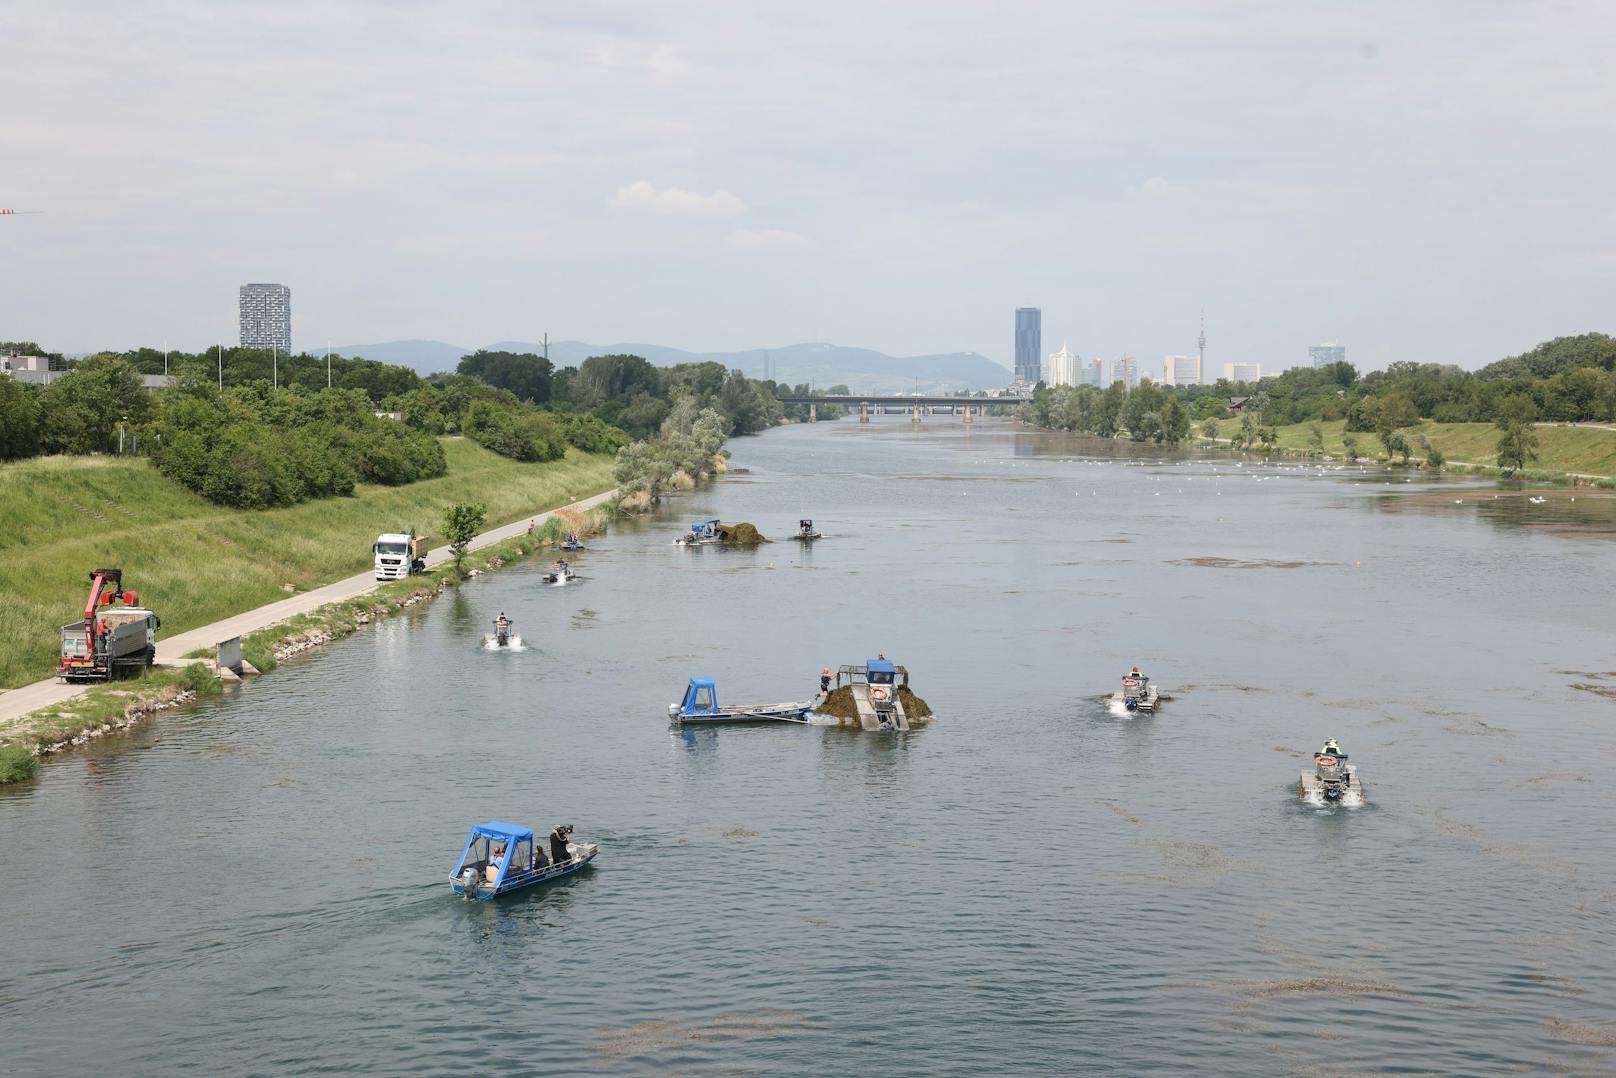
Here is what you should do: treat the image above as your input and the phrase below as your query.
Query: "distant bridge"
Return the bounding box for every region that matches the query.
[777,395,1023,423]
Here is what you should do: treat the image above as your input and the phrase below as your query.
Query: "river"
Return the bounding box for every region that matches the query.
[4,419,1615,1075]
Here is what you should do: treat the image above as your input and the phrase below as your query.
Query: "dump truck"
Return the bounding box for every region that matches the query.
[374,530,429,580]
[57,568,160,682]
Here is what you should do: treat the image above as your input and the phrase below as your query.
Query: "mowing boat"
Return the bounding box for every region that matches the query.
[449,821,598,900]
[1300,741,1364,805]
[541,559,575,584]
[1118,666,1159,713]
[490,614,513,648]
[792,518,822,541]
[561,532,585,552]
[676,520,722,546]
[668,676,813,724]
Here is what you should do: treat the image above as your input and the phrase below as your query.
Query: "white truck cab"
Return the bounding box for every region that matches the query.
[374,532,428,580]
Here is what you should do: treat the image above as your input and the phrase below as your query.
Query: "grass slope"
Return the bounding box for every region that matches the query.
[0,440,613,690]
[1259,419,1616,476]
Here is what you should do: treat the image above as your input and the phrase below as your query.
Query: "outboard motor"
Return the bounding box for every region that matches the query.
[1315,753,1349,801]
[1121,675,1143,711]
[460,867,480,898]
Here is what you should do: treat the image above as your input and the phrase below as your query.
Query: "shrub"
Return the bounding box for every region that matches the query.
[0,744,39,784]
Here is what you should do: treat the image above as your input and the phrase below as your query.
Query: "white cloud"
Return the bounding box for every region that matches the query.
[1138,176,1185,199]
[611,180,747,218]
[726,228,814,254]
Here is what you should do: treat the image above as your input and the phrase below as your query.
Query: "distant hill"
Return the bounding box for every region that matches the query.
[334,339,1011,393]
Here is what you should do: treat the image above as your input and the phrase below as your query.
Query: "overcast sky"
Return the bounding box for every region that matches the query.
[3,1,1613,374]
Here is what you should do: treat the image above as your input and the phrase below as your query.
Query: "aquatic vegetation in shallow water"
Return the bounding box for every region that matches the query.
[593,1009,807,1059]
[1169,556,1328,569]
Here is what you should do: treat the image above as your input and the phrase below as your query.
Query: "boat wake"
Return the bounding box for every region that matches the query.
[482,634,527,652]
[1301,787,1364,809]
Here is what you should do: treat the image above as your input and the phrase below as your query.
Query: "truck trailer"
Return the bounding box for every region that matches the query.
[374,531,429,580]
[58,568,160,682]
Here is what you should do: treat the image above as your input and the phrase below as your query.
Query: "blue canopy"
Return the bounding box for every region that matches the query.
[471,820,533,843]
[867,659,895,676]
[681,677,718,713]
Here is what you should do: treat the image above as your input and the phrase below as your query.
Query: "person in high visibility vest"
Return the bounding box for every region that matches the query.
[1322,737,1342,756]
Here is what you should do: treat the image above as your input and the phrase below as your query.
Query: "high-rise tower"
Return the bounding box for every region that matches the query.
[239,283,291,352]
[1014,308,1042,385]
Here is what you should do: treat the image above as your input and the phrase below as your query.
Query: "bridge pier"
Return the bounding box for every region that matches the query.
[912,401,921,423]
[809,402,817,423]
[963,403,972,425]
[860,401,869,423]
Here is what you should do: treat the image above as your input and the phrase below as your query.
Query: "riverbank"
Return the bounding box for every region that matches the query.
[0,501,611,784]
[0,439,616,690]
[1220,418,1616,484]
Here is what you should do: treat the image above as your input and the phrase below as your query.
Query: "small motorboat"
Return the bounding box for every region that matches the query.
[541,560,575,584]
[1300,749,1364,805]
[669,676,812,724]
[675,520,722,546]
[450,821,598,900]
[560,533,585,552]
[791,518,822,541]
[491,616,513,647]
[1119,667,1159,713]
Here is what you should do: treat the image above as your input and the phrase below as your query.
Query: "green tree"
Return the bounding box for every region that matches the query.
[1341,433,1360,461]
[1199,417,1219,443]
[1495,394,1539,474]
[444,501,487,577]
[0,377,42,459]
[1160,397,1190,444]
[457,350,553,403]
[1308,420,1325,452]
[1373,392,1418,459]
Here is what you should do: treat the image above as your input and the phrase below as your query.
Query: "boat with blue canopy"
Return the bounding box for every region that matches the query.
[449,820,598,900]
[675,520,722,546]
[668,676,813,724]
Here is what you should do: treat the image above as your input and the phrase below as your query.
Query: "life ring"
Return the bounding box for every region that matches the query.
[869,686,890,702]
[1315,754,1336,765]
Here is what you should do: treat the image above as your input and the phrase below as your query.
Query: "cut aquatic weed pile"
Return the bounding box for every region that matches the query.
[818,682,933,726]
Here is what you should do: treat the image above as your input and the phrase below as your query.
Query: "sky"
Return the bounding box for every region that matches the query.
[2,1,1613,377]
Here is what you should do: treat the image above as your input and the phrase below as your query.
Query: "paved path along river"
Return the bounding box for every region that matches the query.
[3,421,1615,1075]
[0,488,615,729]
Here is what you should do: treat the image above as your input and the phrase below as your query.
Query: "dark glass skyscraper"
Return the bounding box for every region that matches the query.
[1014,307,1041,384]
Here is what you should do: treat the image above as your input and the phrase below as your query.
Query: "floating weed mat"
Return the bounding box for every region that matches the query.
[1170,557,1327,569]
[720,521,767,544]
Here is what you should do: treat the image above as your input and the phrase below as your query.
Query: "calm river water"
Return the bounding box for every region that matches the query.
[5,420,1616,1075]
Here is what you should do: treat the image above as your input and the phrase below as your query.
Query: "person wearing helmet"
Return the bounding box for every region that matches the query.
[1322,737,1342,757]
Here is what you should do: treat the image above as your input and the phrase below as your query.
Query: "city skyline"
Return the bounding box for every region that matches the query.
[3,5,1609,372]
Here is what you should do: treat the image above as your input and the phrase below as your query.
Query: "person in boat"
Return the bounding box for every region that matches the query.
[800,519,813,535]
[1322,737,1343,757]
[820,667,832,693]
[550,825,573,866]
[486,843,506,883]
[494,613,511,638]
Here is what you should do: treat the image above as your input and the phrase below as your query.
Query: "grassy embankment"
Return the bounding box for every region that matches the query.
[0,505,607,784]
[0,439,615,691]
[1221,419,1616,482]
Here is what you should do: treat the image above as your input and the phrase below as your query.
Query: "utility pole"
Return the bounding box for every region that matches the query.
[272,343,278,390]
[542,332,549,363]
[326,342,332,388]
[217,344,223,390]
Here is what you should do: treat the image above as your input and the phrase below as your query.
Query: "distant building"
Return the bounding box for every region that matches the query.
[1081,358,1103,386]
[1014,308,1042,385]
[1113,354,1138,388]
[1309,341,1346,368]
[240,283,292,352]
[1222,362,1262,383]
[1162,353,1200,387]
[1045,343,1079,387]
